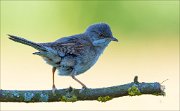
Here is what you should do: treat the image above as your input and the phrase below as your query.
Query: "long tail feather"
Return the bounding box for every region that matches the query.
[8,34,46,51]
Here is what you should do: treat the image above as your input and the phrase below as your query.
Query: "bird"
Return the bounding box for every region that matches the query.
[8,23,118,94]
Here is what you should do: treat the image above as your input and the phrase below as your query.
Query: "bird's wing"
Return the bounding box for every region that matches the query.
[41,36,91,56]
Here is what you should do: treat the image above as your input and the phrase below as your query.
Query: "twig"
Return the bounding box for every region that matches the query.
[161,79,169,84]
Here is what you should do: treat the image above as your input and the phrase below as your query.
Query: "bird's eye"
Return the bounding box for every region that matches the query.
[99,33,104,37]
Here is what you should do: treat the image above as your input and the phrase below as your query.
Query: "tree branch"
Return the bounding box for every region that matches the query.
[0,76,165,102]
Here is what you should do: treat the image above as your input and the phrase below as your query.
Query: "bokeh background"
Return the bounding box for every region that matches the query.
[0,1,179,110]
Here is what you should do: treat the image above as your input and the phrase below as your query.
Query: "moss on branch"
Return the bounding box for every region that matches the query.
[0,76,165,102]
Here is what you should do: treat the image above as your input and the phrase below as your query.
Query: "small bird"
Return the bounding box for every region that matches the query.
[8,23,118,94]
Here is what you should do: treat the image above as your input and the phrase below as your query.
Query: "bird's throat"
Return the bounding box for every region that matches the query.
[92,39,110,47]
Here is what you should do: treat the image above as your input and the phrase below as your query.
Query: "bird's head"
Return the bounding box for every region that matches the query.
[85,23,118,47]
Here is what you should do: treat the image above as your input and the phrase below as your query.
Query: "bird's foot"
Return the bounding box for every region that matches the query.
[79,86,88,93]
[52,85,57,95]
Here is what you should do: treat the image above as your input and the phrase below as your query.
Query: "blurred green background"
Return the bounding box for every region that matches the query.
[1,1,179,110]
[1,1,179,40]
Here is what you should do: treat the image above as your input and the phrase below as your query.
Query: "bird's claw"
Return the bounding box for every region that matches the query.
[79,86,88,93]
[52,85,57,95]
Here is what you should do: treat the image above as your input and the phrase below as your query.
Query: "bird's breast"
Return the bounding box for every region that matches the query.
[74,48,101,75]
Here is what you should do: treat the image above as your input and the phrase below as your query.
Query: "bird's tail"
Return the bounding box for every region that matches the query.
[8,34,46,51]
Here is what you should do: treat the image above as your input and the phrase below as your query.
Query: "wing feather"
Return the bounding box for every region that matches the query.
[40,36,91,56]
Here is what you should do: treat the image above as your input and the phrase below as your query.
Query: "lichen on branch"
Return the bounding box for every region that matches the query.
[0,76,165,102]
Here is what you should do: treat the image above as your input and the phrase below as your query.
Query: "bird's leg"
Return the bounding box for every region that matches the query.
[52,67,57,94]
[71,71,87,89]
[71,75,87,88]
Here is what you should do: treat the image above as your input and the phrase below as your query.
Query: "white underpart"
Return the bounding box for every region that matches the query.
[41,47,61,66]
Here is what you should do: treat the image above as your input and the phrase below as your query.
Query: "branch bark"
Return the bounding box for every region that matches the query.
[0,76,165,102]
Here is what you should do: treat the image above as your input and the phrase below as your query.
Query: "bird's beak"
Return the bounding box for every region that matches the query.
[111,37,118,42]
